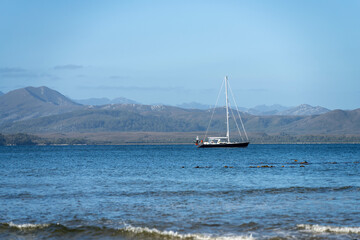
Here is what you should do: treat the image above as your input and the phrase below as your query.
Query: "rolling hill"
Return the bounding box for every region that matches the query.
[1,102,359,135]
[0,86,84,124]
[0,86,359,136]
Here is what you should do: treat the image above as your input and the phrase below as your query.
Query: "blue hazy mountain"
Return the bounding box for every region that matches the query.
[278,104,330,116]
[246,104,330,116]
[176,102,212,110]
[247,104,291,115]
[74,97,139,106]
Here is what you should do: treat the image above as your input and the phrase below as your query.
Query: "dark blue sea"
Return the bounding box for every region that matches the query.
[0,144,360,239]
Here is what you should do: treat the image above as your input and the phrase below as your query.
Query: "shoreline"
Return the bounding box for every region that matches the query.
[2,132,360,146]
[3,142,360,146]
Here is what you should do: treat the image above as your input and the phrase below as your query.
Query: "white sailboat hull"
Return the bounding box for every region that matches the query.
[197,141,249,148]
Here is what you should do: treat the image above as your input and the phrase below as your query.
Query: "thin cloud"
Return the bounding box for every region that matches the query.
[0,67,38,78]
[54,64,83,70]
[0,67,59,80]
[0,67,27,73]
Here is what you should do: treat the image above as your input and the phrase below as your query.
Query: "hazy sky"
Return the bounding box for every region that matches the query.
[0,0,359,109]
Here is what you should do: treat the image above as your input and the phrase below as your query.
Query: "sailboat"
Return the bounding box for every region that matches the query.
[195,76,250,148]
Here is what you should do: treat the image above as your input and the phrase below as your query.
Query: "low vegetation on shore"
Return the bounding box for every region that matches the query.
[0,133,89,146]
[1,132,360,146]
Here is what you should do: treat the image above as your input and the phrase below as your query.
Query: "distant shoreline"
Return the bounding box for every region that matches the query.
[3,142,360,147]
[2,132,360,146]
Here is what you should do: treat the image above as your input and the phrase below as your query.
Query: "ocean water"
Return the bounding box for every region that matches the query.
[0,144,359,240]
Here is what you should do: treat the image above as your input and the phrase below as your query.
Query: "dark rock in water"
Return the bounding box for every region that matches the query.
[195,166,200,168]
[300,165,305,167]
[261,165,274,168]
[250,165,275,168]
[300,161,308,164]
[181,166,185,168]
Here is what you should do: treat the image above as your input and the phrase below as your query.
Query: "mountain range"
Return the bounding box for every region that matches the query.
[73,97,138,105]
[278,104,330,116]
[175,102,330,116]
[176,102,212,110]
[0,86,359,136]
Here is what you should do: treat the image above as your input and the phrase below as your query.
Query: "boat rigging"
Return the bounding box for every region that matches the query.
[195,76,249,148]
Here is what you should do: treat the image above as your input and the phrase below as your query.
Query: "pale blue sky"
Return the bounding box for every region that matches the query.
[0,0,359,109]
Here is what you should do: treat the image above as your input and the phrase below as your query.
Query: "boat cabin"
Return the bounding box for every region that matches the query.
[206,137,228,144]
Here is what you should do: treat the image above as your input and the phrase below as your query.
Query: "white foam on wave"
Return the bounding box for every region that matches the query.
[298,224,360,234]
[206,236,255,240]
[8,222,51,229]
[124,224,255,240]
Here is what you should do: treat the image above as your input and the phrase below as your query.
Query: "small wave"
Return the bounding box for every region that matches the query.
[8,222,51,229]
[297,224,360,234]
[123,224,255,240]
[0,222,255,240]
[123,224,198,239]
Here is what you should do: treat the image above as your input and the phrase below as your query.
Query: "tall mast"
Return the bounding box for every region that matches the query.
[225,76,230,143]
